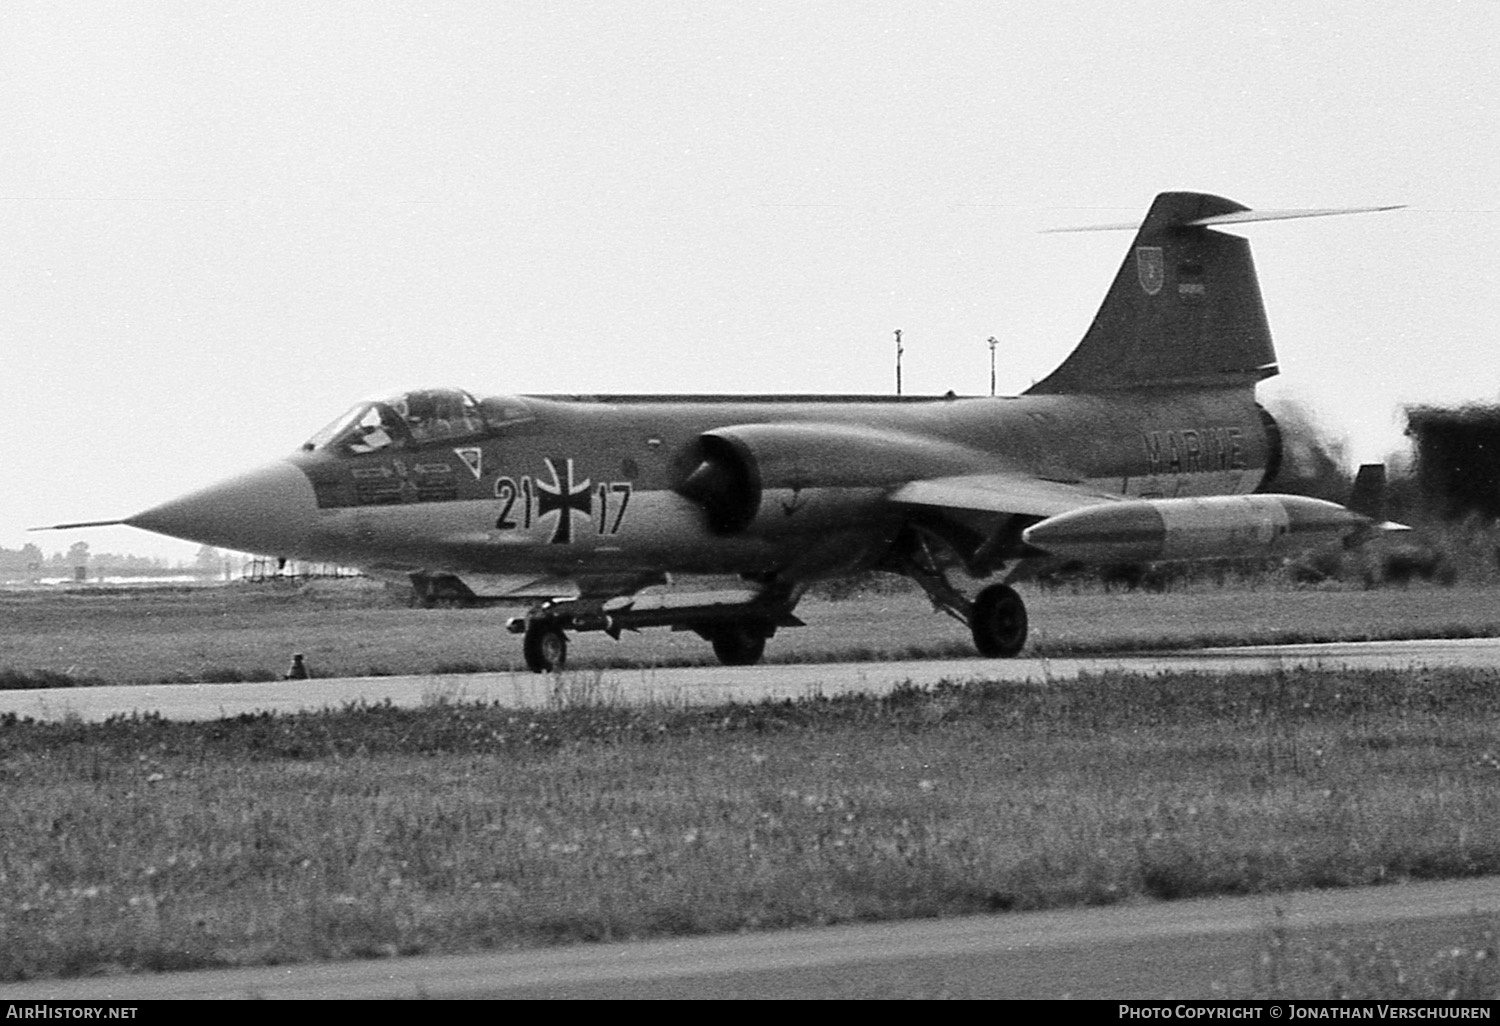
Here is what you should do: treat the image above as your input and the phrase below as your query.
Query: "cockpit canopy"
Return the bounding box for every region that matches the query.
[304,388,533,455]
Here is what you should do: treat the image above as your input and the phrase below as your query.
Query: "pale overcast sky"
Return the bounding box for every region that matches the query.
[3,2,1496,562]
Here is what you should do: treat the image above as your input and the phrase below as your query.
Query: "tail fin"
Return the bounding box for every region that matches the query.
[1027,193,1400,394]
[1026,192,1277,394]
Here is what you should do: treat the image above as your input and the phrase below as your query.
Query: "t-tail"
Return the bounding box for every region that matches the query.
[1026,192,1400,395]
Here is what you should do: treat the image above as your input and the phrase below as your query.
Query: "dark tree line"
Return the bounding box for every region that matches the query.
[0,542,204,579]
[1405,404,1500,522]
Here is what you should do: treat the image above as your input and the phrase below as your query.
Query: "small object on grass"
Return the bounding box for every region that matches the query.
[284,653,309,680]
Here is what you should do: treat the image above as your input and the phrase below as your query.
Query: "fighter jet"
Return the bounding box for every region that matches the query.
[47,192,1401,671]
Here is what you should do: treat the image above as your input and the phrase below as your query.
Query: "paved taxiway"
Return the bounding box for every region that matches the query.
[3,637,1499,724]
[5,875,1499,998]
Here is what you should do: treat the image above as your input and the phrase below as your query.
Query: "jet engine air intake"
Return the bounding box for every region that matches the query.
[676,422,999,537]
[676,434,761,534]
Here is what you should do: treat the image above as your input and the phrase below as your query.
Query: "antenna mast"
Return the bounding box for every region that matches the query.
[894,329,904,395]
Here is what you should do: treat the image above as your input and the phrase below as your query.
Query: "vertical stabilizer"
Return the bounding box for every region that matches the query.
[1026,192,1279,394]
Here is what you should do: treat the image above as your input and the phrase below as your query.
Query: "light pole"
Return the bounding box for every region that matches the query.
[894,328,904,395]
[988,336,998,396]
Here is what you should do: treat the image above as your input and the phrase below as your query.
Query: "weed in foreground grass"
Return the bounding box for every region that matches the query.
[431,661,491,676]
[1256,917,1500,999]
[4,668,1500,982]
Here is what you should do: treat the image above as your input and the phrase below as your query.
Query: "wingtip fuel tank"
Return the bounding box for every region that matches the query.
[1020,495,1382,564]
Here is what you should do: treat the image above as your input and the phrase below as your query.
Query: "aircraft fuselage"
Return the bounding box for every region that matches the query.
[227,387,1277,581]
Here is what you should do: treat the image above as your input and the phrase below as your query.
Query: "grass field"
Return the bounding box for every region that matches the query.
[6,580,1500,996]
[5,579,1500,686]
[4,667,1500,994]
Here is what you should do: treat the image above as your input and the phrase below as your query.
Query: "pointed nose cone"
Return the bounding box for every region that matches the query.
[128,461,318,556]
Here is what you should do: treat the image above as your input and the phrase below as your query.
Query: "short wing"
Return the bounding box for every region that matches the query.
[889,473,1123,519]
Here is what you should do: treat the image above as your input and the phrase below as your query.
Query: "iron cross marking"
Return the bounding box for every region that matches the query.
[535,457,593,544]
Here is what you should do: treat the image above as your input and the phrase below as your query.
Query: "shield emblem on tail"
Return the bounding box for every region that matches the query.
[1136,246,1164,295]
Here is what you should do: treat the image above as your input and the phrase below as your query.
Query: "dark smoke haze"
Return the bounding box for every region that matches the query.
[1262,396,1352,502]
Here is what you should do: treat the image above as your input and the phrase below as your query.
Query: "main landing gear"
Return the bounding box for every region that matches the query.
[507,587,800,673]
[967,582,1028,658]
[506,538,1030,672]
[893,531,1030,658]
[521,622,569,673]
[703,622,769,667]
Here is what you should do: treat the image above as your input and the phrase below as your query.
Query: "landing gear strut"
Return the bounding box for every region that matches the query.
[893,530,1030,658]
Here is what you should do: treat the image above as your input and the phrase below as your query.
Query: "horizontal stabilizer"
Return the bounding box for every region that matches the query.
[1186,205,1404,227]
[1043,204,1403,233]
